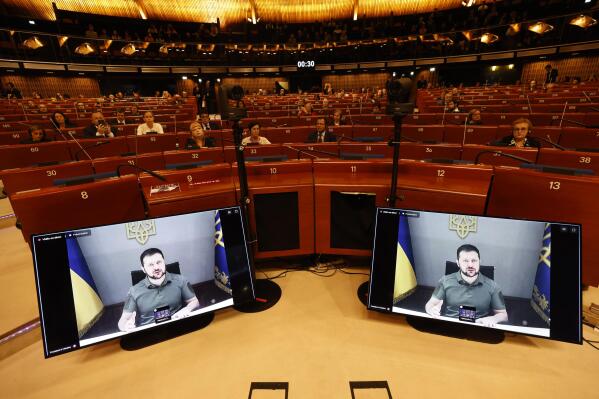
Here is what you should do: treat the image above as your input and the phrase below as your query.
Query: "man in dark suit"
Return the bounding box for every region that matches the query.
[198,111,219,130]
[83,112,114,138]
[545,64,558,84]
[307,117,337,143]
[109,109,127,125]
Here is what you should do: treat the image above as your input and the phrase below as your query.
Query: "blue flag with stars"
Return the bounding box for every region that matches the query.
[214,211,232,295]
[531,223,551,325]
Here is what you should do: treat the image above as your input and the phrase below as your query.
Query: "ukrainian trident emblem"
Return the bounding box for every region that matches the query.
[126,221,156,245]
[448,215,478,239]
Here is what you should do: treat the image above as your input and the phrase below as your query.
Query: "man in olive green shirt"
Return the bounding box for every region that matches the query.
[118,248,199,332]
[425,244,508,327]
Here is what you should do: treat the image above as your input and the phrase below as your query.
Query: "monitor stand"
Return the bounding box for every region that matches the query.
[120,312,214,351]
[406,316,505,344]
[234,279,282,313]
[357,280,369,306]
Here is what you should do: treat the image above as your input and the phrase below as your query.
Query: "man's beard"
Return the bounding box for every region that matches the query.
[146,269,165,280]
[462,268,479,278]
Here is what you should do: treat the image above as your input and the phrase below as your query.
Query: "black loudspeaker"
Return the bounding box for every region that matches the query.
[254,192,300,251]
[330,191,376,249]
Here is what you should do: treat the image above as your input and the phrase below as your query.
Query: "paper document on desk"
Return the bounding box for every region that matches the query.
[150,183,180,195]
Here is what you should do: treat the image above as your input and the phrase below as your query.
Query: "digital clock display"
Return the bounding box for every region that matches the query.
[297,60,316,68]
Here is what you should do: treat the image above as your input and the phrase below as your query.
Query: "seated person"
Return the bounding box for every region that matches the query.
[307,117,337,143]
[331,109,345,126]
[241,122,271,145]
[110,109,127,125]
[129,105,141,116]
[299,102,316,116]
[196,111,219,130]
[492,118,540,148]
[20,125,53,144]
[50,111,75,130]
[185,121,215,149]
[425,244,508,327]
[466,109,482,125]
[83,112,115,138]
[118,248,199,331]
[137,111,164,135]
[445,100,461,113]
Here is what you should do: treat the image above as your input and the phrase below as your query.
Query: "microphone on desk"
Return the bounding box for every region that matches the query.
[528,135,567,151]
[283,145,318,160]
[74,141,110,161]
[386,133,424,145]
[116,164,166,181]
[474,150,534,165]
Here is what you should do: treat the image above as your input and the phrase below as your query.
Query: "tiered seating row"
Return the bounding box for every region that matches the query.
[8,157,599,287]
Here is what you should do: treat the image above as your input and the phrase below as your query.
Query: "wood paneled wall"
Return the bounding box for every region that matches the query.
[521,55,599,83]
[0,75,100,98]
[221,77,288,94]
[176,79,196,95]
[322,72,390,91]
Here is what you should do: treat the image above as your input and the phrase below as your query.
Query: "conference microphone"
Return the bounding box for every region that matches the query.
[47,117,101,172]
[528,135,567,151]
[116,164,167,181]
[283,145,318,160]
[337,134,359,143]
[291,144,339,158]
[74,141,110,161]
[386,133,421,144]
[474,150,534,165]
[560,118,598,129]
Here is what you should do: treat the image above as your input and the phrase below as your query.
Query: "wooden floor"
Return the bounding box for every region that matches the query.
[1,195,599,398]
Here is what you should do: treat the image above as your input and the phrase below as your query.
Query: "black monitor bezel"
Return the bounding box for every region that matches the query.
[31,205,255,358]
[368,207,583,345]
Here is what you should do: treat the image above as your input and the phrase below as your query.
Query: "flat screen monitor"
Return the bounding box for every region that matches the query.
[368,208,581,344]
[32,206,255,358]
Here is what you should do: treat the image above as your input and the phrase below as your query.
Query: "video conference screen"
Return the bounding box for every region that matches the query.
[32,207,255,358]
[368,208,582,344]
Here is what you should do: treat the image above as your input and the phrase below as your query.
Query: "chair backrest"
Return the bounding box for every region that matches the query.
[131,262,180,286]
[445,261,495,280]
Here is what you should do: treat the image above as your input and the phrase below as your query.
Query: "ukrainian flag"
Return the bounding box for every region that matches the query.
[214,211,232,295]
[66,236,104,338]
[393,215,417,303]
[531,223,551,325]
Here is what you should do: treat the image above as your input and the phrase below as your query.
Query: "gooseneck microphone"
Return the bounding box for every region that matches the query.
[474,150,534,165]
[116,164,167,181]
[74,141,110,161]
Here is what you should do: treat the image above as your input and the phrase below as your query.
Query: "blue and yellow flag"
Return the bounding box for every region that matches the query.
[66,236,104,337]
[393,215,417,303]
[214,211,232,295]
[531,223,551,325]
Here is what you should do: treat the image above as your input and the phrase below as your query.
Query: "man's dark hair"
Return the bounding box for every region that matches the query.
[140,248,164,266]
[456,244,480,260]
[116,108,124,114]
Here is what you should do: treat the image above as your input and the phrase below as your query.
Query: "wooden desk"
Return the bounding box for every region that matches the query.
[314,159,392,256]
[0,141,72,170]
[139,163,237,218]
[486,166,599,286]
[234,159,315,259]
[0,161,94,195]
[10,175,146,243]
[461,144,538,167]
